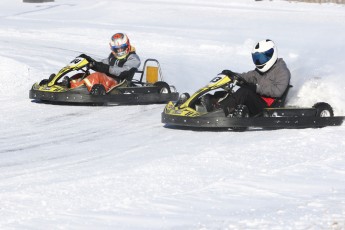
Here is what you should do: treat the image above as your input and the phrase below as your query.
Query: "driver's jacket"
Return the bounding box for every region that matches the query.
[70,47,141,92]
[238,58,291,106]
[101,46,141,81]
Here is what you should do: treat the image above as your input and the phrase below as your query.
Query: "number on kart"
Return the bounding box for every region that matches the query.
[70,58,82,65]
[210,76,222,83]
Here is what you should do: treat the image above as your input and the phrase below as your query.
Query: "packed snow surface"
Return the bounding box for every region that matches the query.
[0,0,345,229]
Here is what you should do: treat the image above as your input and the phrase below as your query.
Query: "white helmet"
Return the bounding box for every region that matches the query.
[251,39,278,73]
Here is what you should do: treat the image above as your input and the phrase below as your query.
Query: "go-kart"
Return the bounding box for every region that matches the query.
[161,73,344,130]
[29,56,179,105]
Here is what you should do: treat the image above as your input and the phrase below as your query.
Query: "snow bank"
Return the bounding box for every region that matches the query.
[0,56,33,98]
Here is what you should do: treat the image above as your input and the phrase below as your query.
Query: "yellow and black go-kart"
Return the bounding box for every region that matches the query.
[162,73,344,130]
[29,55,179,105]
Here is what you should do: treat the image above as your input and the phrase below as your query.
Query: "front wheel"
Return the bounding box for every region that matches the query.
[313,102,334,117]
[154,81,171,94]
[176,92,190,106]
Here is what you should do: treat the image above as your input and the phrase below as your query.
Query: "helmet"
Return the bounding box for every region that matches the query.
[251,39,278,73]
[110,33,131,59]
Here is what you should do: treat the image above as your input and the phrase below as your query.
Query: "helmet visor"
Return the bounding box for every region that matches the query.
[111,43,128,53]
[252,48,274,66]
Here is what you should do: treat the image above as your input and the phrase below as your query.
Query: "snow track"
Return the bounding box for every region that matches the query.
[0,0,345,229]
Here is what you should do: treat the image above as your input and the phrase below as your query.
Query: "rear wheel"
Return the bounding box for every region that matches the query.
[154,81,171,94]
[313,102,334,117]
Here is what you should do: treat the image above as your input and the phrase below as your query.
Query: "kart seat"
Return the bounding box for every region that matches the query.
[270,85,293,108]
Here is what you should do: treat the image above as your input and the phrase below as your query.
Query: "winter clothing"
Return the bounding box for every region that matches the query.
[219,88,268,116]
[70,72,117,92]
[70,46,141,93]
[222,58,291,116]
[238,58,290,98]
[101,46,141,81]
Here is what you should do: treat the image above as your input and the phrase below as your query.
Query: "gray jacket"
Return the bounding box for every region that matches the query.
[101,52,141,77]
[239,58,291,98]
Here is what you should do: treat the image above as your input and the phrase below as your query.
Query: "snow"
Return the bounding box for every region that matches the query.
[1,0,345,229]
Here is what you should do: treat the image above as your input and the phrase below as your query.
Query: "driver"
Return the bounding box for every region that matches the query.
[66,33,141,95]
[203,39,291,116]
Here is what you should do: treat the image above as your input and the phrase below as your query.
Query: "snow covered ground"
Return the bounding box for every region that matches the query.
[1,0,345,229]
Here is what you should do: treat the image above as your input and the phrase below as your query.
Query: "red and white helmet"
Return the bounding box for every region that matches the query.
[251,39,278,73]
[110,33,131,59]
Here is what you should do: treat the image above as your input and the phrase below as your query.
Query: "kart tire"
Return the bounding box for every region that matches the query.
[154,81,171,94]
[313,102,334,117]
[176,92,190,106]
[39,73,56,86]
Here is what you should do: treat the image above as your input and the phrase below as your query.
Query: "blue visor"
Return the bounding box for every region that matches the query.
[111,43,128,52]
[252,48,274,66]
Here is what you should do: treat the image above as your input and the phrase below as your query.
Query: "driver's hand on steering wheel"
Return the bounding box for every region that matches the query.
[221,69,236,79]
